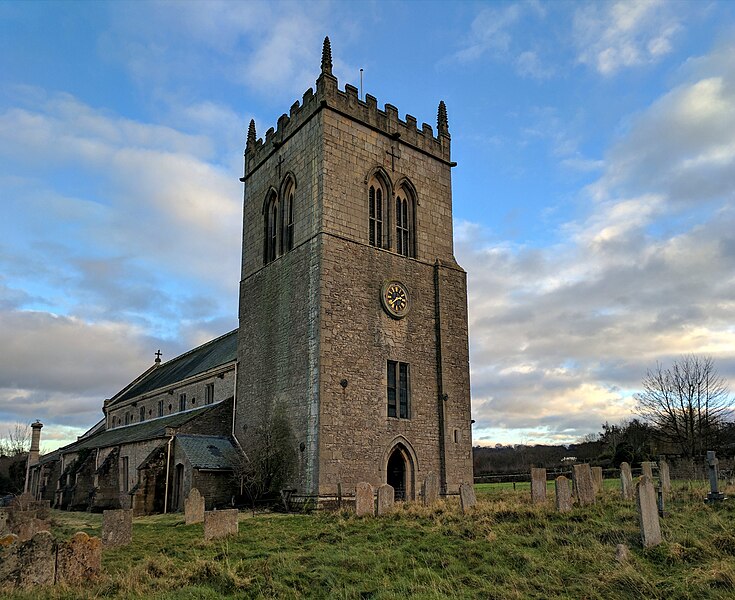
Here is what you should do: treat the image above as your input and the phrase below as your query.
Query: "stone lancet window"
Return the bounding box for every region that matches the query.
[121,456,129,493]
[157,400,164,417]
[205,383,214,405]
[387,360,410,419]
[264,194,278,264]
[395,186,416,258]
[139,406,145,422]
[179,393,186,412]
[369,184,384,248]
[281,180,294,254]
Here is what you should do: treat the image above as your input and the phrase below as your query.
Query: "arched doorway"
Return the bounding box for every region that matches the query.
[387,448,407,500]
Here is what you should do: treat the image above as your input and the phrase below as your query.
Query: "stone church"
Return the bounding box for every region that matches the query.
[26,38,473,512]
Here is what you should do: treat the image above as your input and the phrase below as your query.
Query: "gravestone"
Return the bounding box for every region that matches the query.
[55,532,102,584]
[615,544,630,564]
[422,472,439,506]
[705,451,727,503]
[459,483,477,513]
[591,467,603,494]
[530,468,547,505]
[641,461,654,480]
[619,462,634,500]
[0,531,55,588]
[101,509,132,548]
[636,475,662,547]
[555,476,572,513]
[658,459,671,497]
[572,464,595,506]
[203,509,239,540]
[184,488,205,525]
[377,484,395,516]
[10,493,35,511]
[355,482,375,516]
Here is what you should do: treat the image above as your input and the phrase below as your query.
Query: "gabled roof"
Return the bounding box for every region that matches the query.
[68,403,227,452]
[177,434,238,470]
[111,329,237,405]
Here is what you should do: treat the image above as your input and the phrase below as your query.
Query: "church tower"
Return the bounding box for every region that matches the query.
[236,38,473,499]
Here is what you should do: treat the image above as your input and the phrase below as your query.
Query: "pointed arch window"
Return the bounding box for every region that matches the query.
[281,180,295,254]
[369,183,384,248]
[395,186,416,258]
[264,192,278,264]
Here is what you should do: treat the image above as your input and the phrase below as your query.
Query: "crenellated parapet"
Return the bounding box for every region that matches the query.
[243,37,452,179]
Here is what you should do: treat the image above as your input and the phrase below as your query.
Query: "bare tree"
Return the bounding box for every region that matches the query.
[635,355,733,457]
[232,410,297,510]
[0,423,31,457]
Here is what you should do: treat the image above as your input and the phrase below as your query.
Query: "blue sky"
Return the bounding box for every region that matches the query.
[1,0,734,451]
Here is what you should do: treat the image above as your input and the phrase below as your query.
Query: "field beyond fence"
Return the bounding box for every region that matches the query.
[3,479,735,599]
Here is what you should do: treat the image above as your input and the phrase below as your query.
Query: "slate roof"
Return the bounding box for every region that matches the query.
[112,329,237,405]
[177,434,238,470]
[68,403,226,452]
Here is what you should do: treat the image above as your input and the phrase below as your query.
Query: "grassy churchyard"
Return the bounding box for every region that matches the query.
[4,480,735,600]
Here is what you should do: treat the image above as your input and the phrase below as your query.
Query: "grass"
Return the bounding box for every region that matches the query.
[4,480,735,599]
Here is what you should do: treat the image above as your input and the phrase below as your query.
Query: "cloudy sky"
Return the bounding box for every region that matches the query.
[1,0,734,451]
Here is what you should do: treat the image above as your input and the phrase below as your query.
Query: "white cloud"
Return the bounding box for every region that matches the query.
[573,0,683,75]
[464,41,735,445]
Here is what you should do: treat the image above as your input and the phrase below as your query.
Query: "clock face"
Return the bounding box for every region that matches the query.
[381,281,410,318]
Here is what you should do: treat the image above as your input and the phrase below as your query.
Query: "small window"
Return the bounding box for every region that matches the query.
[139,406,145,422]
[157,400,164,417]
[387,361,410,419]
[281,183,294,254]
[125,412,130,426]
[264,193,278,264]
[179,393,186,412]
[205,383,215,405]
[121,456,129,493]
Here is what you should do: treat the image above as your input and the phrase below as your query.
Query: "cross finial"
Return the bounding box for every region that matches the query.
[437,101,449,137]
[155,350,162,364]
[321,36,333,76]
[247,119,256,149]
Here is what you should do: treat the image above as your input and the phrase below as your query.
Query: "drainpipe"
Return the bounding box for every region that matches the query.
[163,433,174,514]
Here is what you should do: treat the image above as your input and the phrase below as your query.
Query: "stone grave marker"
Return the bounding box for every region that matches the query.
[423,472,439,506]
[572,464,595,506]
[459,483,477,513]
[636,475,662,547]
[591,467,603,494]
[0,531,55,588]
[705,450,727,503]
[619,462,634,500]
[530,468,547,505]
[184,488,205,525]
[55,532,102,584]
[101,509,132,548]
[658,459,671,497]
[641,461,654,480]
[615,544,630,564]
[355,482,375,516]
[203,509,239,540]
[555,476,572,513]
[377,484,394,516]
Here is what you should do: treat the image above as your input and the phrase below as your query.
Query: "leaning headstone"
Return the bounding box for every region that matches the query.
[530,468,547,505]
[203,509,238,540]
[0,531,56,588]
[377,484,395,516]
[641,461,654,480]
[591,467,604,494]
[705,450,727,503]
[658,459,671,497]
[620,462,634,500]
[184,488,205,525]
[101,509,132,548]
[636,476,662,547]
[15,517,49,542]
[55,532,102,584]
[555,476,572,513]
[422,472,439,506]
[459,483,477,513]
[355,482,375,517]
[572,464,595,506]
